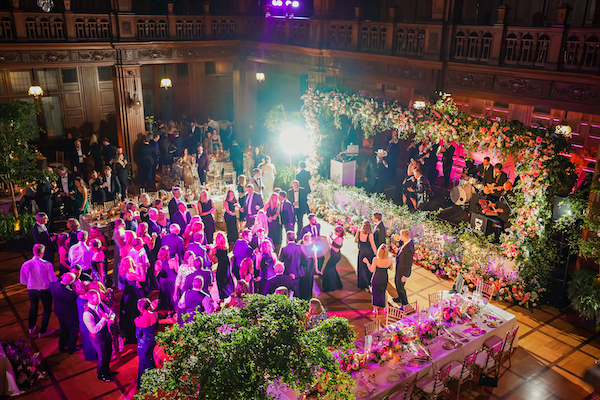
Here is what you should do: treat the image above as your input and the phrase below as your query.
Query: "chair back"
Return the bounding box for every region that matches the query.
[403,300,418,316]
[386,307,405,327]
[428,291,443,307]
[402,375,418,400]
[459,351,478,379]
[483,342,503,373]
[365,319,382,336]
[453,274,465,293]
[433,363,452,391]
[475,278,483,295]
[56,151,65,164]
[502,325,519,354]
[481,282,495,302]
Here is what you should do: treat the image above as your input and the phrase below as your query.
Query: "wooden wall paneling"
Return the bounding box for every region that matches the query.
[174,64,191,119]
[189,62,206,122]
[79,66,103,133]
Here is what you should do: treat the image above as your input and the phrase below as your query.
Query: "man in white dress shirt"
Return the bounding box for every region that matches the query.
[20,244,57,336]
[68,231,93,273]
[83,289,117,382]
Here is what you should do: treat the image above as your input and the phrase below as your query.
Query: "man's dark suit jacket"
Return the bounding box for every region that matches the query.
[162,233,184,259]
[395,240,414,286]
[280,199,295,232]
[279,242,305,278]
[49,281,78,323]
[33,223,54,263]
[477,164,494,185]
[249,236,274,252]
[171,210,191,234]
[183,268,213,293]
[168,197,182,220]
[491,171,508,187]
[105,174,122,201]
[266,273,297,295]
[299,223,321,241]
[35,179,53,213]
[187,242,211,268]
[102,143,116,166]
[373,221,386,250]
[56,174,76,197]
[243,192,264,217]
[287,187,308,214]
[295,169,312,193]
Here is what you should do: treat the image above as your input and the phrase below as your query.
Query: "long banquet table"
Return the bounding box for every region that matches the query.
[279,293,518,400]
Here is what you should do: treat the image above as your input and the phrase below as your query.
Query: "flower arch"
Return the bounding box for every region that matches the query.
[301,89,575,273]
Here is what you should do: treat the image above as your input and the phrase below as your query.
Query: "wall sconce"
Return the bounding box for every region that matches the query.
[256,72,265,82]
[555,122,572,138]
[160,64,172,89]
[129,74,142,111]
[412,100,427,109]
[28,69,43,99]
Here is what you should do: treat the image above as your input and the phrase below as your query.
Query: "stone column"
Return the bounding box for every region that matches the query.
[233,60,257,146]
[112,64,145,176]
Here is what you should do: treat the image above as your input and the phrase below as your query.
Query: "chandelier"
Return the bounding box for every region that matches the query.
[37,0,54,12]
[160,64,172,89]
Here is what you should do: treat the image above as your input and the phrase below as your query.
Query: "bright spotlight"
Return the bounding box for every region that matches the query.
[281,126,312,157]
[555,122,572,138]
[292,0,299,6]
[413,100,426,109]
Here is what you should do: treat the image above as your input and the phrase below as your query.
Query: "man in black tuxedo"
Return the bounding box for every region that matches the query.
[278,191,295,235]
[171,201,191,234]
[229,140,244,178]
[278,231,305,297]
[172,131,185,158]
[54,166,77,218]
[136,135,157,191]
[69,139,88,179]
[83,289,117,382]
[50,273,79,354]
[196,144,210,185]
[231,230,252,280]
[168,187,185,219]
[295,161,312,194]
[266,262,297,295]
[440,143,455,189]
[101,138,116,169]
[299,214,321,241]
[35,169,54,228]
[365,149,389,194]
[372,212,386,250]
[241,184,263,228]
[405,168,432,210]
[393,230,414,305]
[102,166,121,202]
[483,163,508,199]
[477,157,494,185]
[187,120,201,154]
[288,180,308,238]
[32,212,55,267]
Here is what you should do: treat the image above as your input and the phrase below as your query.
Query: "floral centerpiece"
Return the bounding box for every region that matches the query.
[2,340,46,391]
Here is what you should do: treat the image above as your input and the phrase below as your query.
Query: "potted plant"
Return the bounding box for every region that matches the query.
[568,269,600,329]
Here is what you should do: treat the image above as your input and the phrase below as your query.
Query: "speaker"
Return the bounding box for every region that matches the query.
[470,213,503,243]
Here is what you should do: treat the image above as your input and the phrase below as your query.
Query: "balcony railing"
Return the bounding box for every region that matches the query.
[0,11,598,75]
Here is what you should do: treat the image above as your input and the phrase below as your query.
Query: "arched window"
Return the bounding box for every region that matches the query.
[406,29,416,53]
[520,34,533,63]
[467,32,479,58]
[505,33,518,62]
[535,34,550,65]
[481,33,492,61]
[564,35,580,66]
[396,28,405,53]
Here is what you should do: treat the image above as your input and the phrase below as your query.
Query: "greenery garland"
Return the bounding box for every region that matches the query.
[301,89,576,283]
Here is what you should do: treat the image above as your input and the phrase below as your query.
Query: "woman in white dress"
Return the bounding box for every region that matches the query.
[259,156,276,198]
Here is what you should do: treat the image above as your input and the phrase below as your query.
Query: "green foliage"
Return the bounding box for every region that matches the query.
[273,164,296,190]
[0,213,36,241]
[568,269,600,325]
[264,104,304,134]
[137,294,356,400]
[0,100,45,217]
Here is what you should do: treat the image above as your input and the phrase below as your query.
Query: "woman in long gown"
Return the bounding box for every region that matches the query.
[255,240,277,295]
[119,256,146,344]
[198,190,216,244]
[223,189,239,245]
[321,226,344,292]
[213,232,234,300]
[237,175,247,228]
[134,298,158,389]
[354,221,377,290]
[364,244,394,315]
[264,193,281,248]
[259,156,276,198]
[298,233,317,300]
[73,177,89,218]
[155,246,177,315]
[113,153,129,199]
